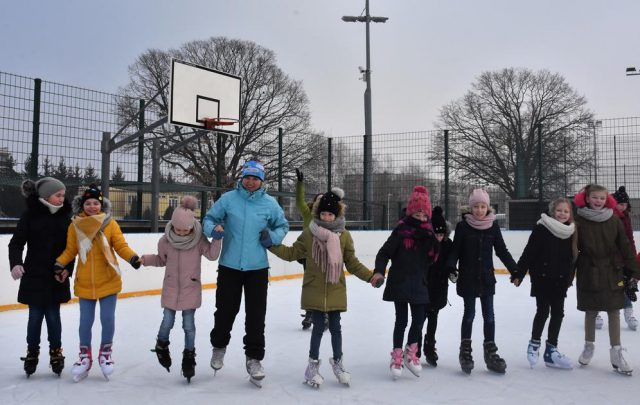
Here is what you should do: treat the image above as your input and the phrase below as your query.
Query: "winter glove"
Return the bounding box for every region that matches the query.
[211,227,224,240]
[295,168,304,182]
[370,273,385,288]
[129,255,141,270]
[448,267,458,283]
[260,230,273,248]
[624,275,638,302]
[11,265,25,280]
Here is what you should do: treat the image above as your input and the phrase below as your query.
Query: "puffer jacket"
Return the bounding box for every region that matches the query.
[269,227,372,312]
[56,198,138,300]
[8,194,74,305]
[142,235,221,310]
[203,182,289,271]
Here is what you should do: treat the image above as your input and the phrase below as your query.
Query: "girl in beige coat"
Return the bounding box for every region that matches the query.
[141,196,221,382]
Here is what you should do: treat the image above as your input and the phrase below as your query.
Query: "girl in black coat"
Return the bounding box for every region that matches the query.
[372,186,438,379]
[515,198,576,370]
[8,178,74,377]
[446,189,519,374]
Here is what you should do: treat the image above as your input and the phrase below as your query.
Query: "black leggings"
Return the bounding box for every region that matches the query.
[531,295,565,346]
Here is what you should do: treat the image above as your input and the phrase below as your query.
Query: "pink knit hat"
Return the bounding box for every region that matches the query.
[469,188,490,206]
[406,186,432,217]
[171,196,198,230]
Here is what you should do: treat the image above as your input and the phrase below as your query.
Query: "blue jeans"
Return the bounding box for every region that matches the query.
[157,308,196,350]
[461,295,495,342]
[27,304,62,349]
[393,302,427,348]
[78,294,117,347]
[309,310,342,360]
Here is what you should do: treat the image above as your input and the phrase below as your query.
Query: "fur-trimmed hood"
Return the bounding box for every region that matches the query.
[72,194,112,216]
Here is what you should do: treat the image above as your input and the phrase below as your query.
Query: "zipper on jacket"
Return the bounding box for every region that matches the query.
[91,247,96,299]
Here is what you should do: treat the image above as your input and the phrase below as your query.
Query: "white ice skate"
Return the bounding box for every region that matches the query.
[403,343,422,377]
[595,313,604,329]
[610,345,633,376]
[543,343,573,370]
[390,348,403,379]
[304,358,324,389]
[624,308,638,331]
[246,357,265,388]
[98,344,114,380]
[578,341,595,366]
[527,339,540,368]
[71,346,92,383]
[210,346,226,374]
[329,357,351,386]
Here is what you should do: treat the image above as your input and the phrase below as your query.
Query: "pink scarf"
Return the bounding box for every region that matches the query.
[464,212,496,230]
[309,221,343,284]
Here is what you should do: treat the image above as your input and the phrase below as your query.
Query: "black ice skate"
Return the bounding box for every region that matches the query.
[182,349,196,383]
[301,311,312,330]
[424,341,438,367]
[459,339,474,374]
[20,346,39,377]
[49,347,65,376]
[151,340,171,372]
[483,341,507,374]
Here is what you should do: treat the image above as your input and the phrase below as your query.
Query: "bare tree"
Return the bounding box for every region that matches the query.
[435,68,594,198]
[117,37,324,189]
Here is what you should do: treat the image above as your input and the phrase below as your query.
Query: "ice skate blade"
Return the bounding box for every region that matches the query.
[304,380,322,389]
[544,362,573,370]
[461,367,472,375]
[72,371,89,383]
[249,377,263,388]
[613,366,633,376]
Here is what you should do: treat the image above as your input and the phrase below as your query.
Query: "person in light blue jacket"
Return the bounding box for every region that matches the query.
[203,160,288,384]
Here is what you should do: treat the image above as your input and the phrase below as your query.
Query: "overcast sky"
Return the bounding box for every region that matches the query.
[2,0,639,137]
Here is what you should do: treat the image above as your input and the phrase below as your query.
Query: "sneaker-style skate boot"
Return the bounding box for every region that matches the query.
[527,339,541,368]
[424,341,438,367]
[403,343,422,377]
[98,344,114,380]
[459,339,474,374]
[304,358,324,388]
[610,345,633,376]
[543,342,573,369]
[301,311,312,330]
[210,346,226,374]
[329,356,351,386]
[483,341,507,374]
[595,313,604,329]
[49,347,65,376]
[71,346,92,382]
[182,349,196,383]
[578,341,595,366]
[151,339,171,372]
[246,356,265,387]
[624,307,638,331]
[20,346,39,377]
[390,348,403,379]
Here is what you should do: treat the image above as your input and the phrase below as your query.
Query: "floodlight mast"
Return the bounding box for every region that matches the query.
[342,0,387,223]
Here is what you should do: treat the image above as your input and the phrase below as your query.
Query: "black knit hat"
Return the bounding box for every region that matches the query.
[317,188,344,217]
[613,186,630,205]
[81,184,103,205]
[431,206,447,234]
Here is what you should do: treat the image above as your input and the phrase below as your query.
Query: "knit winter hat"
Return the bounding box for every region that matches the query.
[431,206,447,234]
[613,186,630,205]
[406,185,432,217]
[317,187,345,217]
[469,188,490,207]
[241,160,265,181]
[171,195,198,230]
[80,184,103,206]
[35,177,66,199]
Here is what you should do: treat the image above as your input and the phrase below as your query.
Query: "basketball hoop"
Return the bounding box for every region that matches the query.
[202,117,238,130]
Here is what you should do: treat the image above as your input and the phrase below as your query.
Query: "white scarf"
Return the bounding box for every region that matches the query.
[577,207,613,223]
[537,213,575,239]
[39,198,63,214]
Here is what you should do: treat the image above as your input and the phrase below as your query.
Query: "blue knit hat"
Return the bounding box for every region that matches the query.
[241,160,265,181]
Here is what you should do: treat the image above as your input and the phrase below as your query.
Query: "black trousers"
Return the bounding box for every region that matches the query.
[210,265,269,360]
[531,294,565,347]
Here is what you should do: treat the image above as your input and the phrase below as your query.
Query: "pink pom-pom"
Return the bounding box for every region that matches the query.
[180,195,198,211]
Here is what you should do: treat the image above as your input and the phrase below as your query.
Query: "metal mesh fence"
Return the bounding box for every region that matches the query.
[2,70,640,230]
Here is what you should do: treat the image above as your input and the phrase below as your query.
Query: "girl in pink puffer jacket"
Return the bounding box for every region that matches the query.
[141,196,221,382]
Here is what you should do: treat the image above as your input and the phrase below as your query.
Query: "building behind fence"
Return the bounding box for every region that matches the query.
[2,71,640,231]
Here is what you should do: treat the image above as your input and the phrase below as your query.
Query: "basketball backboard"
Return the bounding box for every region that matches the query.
[169,59,241,135]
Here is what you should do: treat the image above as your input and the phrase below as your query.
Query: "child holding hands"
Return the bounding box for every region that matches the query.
[142,196,221,383]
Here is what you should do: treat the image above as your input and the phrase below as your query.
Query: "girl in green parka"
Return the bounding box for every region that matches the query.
[269,187,380,388]
[573,184,640,376]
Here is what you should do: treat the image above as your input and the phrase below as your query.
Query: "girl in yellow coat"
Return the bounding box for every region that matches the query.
[55,184,139,382]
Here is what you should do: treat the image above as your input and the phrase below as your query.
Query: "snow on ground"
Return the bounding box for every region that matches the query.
[1,273,640,405]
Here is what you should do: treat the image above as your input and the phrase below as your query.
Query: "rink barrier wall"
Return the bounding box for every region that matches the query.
[0,231,531,312]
